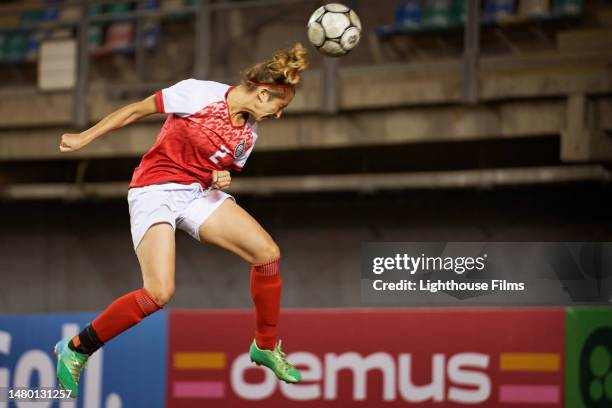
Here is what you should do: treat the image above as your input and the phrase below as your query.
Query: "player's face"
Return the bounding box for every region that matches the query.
[252,88,295,122]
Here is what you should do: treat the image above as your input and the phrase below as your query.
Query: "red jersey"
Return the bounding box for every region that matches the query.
[129,79,258,189]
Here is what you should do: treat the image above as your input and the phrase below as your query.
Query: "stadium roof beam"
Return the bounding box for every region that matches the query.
[74,1,89,129]
[462,0,481,104]
[0,166,608,200]
[561,93,612,161]
[193,0,212,80]
[0,100,566,161]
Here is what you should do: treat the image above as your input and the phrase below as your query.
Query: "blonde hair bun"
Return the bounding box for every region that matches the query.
[272,43,309,85]
[243,43,309,87]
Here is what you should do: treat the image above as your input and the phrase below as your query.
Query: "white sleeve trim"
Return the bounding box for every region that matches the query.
[161,79,229,116]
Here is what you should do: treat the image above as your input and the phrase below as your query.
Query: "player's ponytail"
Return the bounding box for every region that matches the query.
[242,43,309,95]
[271,42,309,85]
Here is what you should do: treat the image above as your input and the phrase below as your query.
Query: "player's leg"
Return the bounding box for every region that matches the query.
[55,222,174,396]
[198,199,280,347]
[88,222,174,344]
[136,222,177,307]
[198,199,279,264]
[197,199,300,383]
[71,222,173,351]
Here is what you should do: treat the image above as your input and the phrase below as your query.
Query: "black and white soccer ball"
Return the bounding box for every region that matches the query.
[307,3,362,57]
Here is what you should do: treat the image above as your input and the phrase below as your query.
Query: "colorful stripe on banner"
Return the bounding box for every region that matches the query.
[498,385,560,404]
[173,352,226,369]
[499,352,560,372]
[173,381,225,399]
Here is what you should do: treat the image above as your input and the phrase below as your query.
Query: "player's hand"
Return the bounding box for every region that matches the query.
[211,170,231,190]
[59,133,90,153]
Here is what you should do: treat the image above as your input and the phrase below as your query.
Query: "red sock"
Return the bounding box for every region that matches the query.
[250,257,282,350]
[91,287,162,342]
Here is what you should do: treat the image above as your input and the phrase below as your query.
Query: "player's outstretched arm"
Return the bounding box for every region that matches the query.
[59,95,158,153]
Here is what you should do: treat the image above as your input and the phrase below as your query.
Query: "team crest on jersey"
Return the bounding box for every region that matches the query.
[235,139,246,158]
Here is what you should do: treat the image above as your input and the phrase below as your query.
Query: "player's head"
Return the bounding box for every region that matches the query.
[241,43,308,121]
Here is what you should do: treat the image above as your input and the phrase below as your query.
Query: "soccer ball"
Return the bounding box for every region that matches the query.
[307,3,362,57]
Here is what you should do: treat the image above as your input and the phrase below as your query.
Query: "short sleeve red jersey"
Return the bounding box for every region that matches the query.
[129,79,258,189]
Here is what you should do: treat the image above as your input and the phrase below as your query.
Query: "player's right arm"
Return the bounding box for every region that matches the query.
[59,95,158,153]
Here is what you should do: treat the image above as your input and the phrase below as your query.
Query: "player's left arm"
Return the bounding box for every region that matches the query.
[59,95,158,153]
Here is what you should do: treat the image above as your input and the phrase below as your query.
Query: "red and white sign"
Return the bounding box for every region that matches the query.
[167,308,564,407]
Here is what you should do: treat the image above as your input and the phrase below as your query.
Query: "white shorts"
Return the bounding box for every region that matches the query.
[127,182,233,250]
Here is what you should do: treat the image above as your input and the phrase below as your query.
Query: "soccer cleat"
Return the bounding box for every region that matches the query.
[54,338,88,398]
[249,339,301,384]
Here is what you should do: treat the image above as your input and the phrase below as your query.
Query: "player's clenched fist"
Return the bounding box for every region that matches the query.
[211,170,231,190]
[59,133,90,152]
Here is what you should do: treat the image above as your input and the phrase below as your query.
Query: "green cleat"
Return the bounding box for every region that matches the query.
[249,339,301,384]
[54,338,88,398]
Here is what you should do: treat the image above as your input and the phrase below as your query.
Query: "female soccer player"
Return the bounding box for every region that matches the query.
[54,43,308,396]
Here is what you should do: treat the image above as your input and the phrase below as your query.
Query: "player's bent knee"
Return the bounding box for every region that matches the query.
[144,284,174,307]
[252,241,280,264]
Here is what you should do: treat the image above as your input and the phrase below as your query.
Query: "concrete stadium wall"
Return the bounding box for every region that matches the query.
[0,184,610,313]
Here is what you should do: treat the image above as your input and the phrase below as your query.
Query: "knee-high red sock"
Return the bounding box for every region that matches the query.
[250,257,282,350]
[91,287,162,342]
